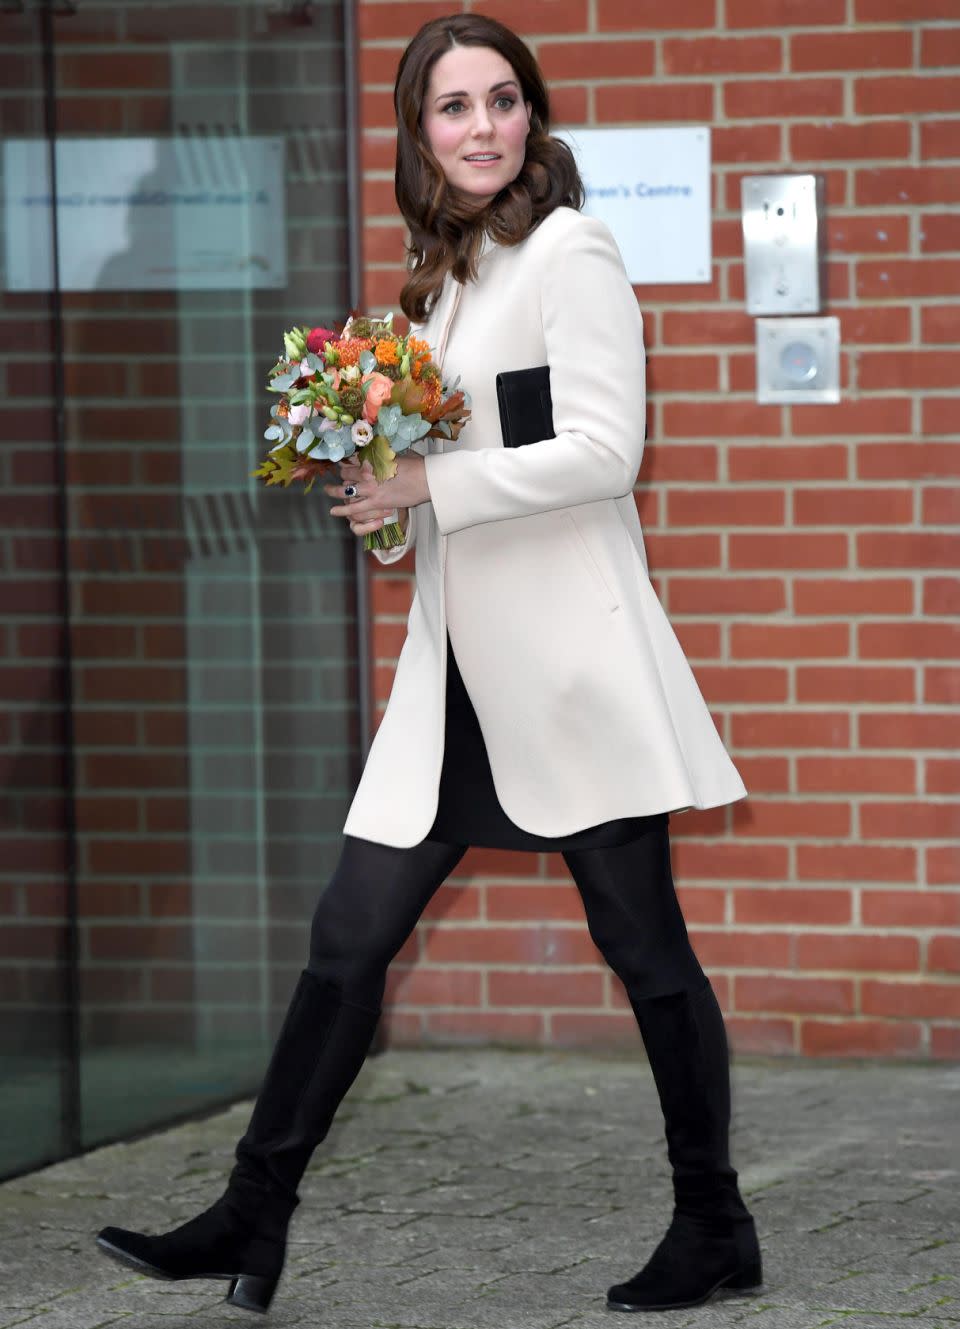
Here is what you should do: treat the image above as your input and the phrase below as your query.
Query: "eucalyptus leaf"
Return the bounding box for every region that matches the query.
[359,350,376,373]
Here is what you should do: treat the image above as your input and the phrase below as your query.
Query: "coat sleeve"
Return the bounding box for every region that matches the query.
[421,215,645,535]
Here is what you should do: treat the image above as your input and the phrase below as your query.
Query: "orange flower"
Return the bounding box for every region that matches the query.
[419,377,442,416]
[331,336,373,368]
[375,337,400,366]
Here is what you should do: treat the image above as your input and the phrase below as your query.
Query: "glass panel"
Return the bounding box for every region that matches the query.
[51,1,357,1150]
[0,5,75,1178]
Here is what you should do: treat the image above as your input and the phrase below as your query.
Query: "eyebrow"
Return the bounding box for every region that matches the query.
[434,80,518,103]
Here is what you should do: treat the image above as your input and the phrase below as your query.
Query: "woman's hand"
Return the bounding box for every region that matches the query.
[324,453,430,538]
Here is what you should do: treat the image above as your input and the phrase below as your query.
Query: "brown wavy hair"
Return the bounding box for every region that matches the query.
[394,13,585,324]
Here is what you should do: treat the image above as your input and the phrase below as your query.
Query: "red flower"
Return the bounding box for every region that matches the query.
[307,326,336,355]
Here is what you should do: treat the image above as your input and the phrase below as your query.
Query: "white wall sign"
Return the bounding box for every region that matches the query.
[554,126,711,286]
[4,136,286,292]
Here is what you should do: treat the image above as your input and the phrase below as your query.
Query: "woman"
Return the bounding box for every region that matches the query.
[96,14,762,1317]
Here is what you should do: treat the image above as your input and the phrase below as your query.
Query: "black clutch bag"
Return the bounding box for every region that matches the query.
[495,365,554,448]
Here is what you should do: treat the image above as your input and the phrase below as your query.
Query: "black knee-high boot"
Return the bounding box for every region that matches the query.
[97,970,381,1314]
[607,980,762,1312]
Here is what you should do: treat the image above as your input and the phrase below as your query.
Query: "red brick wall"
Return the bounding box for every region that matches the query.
[360,0,960,1058]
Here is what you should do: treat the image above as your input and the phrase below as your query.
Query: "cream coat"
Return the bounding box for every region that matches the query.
[342,206,747,847]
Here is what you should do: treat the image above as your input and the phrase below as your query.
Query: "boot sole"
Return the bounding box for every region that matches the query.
[607,1273,764,1312]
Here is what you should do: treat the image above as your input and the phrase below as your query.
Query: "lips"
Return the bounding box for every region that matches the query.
[464,154,501,161]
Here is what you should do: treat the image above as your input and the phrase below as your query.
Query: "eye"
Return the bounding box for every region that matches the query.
[495,96,516,110]
[441,100,465,114]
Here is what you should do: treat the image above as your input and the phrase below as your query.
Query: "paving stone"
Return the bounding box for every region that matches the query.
[0,1052,958,1329]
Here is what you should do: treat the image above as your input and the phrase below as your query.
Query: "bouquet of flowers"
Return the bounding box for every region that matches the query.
[251,312,471,550]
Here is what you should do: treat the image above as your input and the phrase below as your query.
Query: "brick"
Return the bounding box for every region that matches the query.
[79,666,185,704]
[859,621,960,660]
[732,710,849,748]
[471,0,589,31]
[74,797,140,833]
[733,799,851,838]
[796,933,920,972]
[924,576,960,615]
[668,577,786,614]
[863,979,960,1019]
[920,304,957,342]
[712,125,783,164]
[856,76,960,117]
[640,446,719,483]
[689,929,791,968]
[857,167,960,207]
[488,970,605,1008]
[860,351,960,390]
[647,355,720,392]
[799,842,919,885]
[921,120,960,161]
[644,533,722,570]
[486,885,585,922]
[826,215,912,255]
[728,444,847,483]
[724,78,843,119]
[731,622,848,658]
[733,756,791,792]
[86,839,189,876]
[797,397,915,438]
[370,574,414,617]
[921,215,960,253]
[538,38,655,79]
[79,579,184,617]
[858,531,960,569]
[861,801,960,840]
[792,30,912,72]
[787,124,909,167]
[550,1012,639,1046]
[857,442,960,480]
[932,1026,960,1058]
[420,925,600,967]
[387,968,482,1008]
[800,1018,921,1057]
[597,0,716,29]
[662,401,780,438]
[923,398,960,435]
[667,488,784,527]
[735,974,854,1014]
[734,887,852,925]
[793,578,914,616]
[929,936,960,974]
[674,887,727,924]
[420,885,481,925]
[596,83,714,123]
[673,621,723,657]
[664,35,781,75]
[799,667,915,703]
[726,0,845,24]
[797,756,916,795]
[691,665,788,702]
[928,847,960,885]
[672,840,789,881]
[925,666,960,704]
[861,712,960,750]
[424,1011,544,1044]
[725,1017,796,1055]
[927,759,960,795]
[865,889,960,928]
[841,305,913,343]
[661,311,754,346]
[859,259,960,300]
[729,533,848,570]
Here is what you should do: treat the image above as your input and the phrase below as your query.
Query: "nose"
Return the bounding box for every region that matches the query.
[469,104,495,137]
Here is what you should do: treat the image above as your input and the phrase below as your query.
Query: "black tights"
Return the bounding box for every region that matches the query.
[306,821,707,1010]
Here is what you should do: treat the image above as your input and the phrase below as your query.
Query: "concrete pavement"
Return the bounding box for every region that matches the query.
[1,1048,958,1329]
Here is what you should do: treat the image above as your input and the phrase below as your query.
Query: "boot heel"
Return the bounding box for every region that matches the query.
[226,1274,278,1314]
[724,1259,763,1292]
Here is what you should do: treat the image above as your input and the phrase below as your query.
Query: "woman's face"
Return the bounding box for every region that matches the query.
[421,44,532,209]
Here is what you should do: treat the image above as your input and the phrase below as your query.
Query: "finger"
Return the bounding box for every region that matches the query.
[350,516,385,536]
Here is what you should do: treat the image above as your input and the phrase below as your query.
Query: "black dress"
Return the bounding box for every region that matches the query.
[426,630,668,850]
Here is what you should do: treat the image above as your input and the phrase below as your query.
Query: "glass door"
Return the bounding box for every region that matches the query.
[0,0,361,1173]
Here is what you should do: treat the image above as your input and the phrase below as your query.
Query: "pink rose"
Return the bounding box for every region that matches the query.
[307,326,336,355]
[361,371,395,424]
